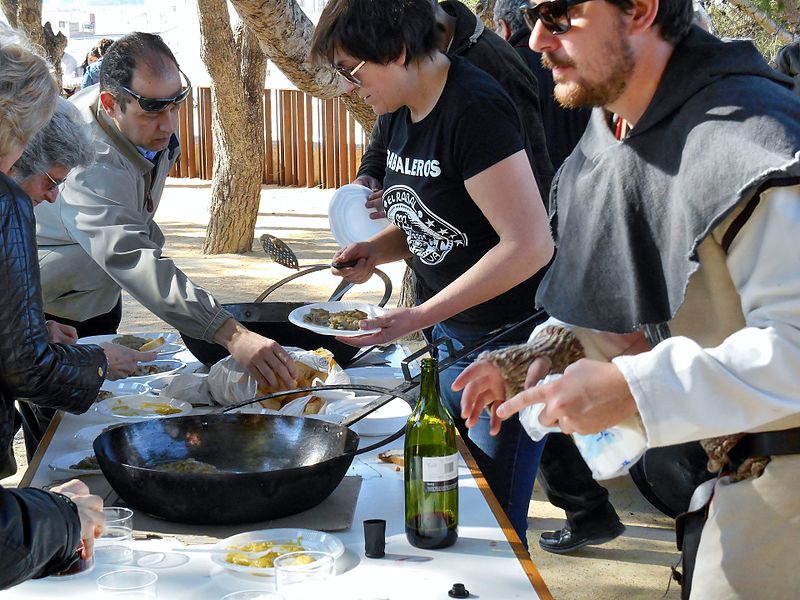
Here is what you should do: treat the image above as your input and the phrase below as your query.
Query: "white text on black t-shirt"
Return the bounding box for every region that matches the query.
[386,150,441,178]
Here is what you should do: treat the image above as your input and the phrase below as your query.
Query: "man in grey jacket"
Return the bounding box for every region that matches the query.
[35,33,297,391]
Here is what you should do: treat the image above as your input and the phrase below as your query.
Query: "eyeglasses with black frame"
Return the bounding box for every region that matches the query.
[41,170,67,192]
[122,68,192,112]
[333,60,366,87]
[520,0,595,35]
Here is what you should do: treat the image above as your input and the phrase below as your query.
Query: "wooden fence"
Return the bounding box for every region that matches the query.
[170,87,369,189]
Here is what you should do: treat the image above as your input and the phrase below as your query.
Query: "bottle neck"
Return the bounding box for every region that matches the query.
[416,359,440,413]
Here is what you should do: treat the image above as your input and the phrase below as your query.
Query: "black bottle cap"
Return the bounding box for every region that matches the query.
[448,583,469,598]
[363,519,386,559]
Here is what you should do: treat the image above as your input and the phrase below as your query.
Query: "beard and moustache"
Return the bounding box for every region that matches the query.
[541,32,635,109]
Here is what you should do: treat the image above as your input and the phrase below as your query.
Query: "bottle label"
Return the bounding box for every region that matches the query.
[422,454,458,492]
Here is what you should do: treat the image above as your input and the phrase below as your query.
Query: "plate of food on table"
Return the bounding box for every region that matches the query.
[95,394,192,419]
[48,450,102,475]
[288,301,386,337]
[78,331,185,357]
[210,528,345,576]
[73,422,127,444]
[122,358,187,383]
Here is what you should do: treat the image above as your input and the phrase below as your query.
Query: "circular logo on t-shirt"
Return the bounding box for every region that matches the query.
[384,184,468,266]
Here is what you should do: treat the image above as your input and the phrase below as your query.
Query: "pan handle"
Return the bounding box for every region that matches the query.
[254,265,393,308]
[220,384,416,419]
[254,264,330,303]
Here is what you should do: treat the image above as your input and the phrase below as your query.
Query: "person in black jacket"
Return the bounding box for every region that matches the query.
[0,25,106,588]
[7,97,154,461]
[492,0,623,556]
[353,0,554,216]
[493,0,590,169]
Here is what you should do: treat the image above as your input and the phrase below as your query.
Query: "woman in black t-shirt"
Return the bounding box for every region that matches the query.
[311,0,555,543]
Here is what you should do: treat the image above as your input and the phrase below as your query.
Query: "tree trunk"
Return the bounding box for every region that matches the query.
[228,0,375,133]
[3,0,66,90]
[197,0,267,254]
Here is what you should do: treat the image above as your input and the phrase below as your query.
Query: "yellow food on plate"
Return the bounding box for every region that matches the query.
[224,539,306,568]
[139,336,166,352]
[111,400,182,416]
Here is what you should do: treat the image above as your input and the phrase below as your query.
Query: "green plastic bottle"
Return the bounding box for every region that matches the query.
[404,357,458,549]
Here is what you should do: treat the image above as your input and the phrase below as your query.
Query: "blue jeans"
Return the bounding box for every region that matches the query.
[431,320,547,546]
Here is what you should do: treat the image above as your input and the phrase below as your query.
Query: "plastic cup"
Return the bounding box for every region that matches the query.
[96,568,157,598]
[96,507,134,565]
[274,551,335,599]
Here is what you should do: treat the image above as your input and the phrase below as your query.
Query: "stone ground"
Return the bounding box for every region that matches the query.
[3,179,680,599]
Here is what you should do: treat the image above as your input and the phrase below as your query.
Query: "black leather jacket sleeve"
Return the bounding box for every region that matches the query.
[0,174,106,414]
[0,487,82,589]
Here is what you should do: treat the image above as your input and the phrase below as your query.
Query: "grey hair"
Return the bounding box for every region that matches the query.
[494,0,528,35]
[0,23,58,158]
[12,97,93,180]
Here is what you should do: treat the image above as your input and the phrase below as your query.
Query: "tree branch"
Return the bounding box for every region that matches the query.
[725,0,795,44]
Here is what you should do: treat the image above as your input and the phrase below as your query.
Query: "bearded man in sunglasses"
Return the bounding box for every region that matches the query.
[35,32,298,414]
[455,0,800,597]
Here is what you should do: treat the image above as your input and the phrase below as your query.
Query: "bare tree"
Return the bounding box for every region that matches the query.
[1,0,67,89]
[228,0,375,132]
[197,0,268,254]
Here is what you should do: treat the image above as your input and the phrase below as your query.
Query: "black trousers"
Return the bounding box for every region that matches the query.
[19,297,122,460]
[537,432,621,532]
[44,295,123,339]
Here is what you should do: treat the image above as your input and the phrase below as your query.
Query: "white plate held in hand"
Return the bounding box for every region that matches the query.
[328,184,391,247]
[288,301,386,337]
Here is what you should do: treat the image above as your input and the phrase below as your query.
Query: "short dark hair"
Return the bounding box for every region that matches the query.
[97,37,114,56]
[607,0,694,44]
[99,32,179,111]
[310,0,439,66]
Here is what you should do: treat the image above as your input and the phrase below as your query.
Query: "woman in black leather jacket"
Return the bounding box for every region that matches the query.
[0,26,107,589]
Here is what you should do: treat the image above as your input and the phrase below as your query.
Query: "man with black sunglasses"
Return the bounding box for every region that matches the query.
[456,0,800,596]
[35,32,298,400]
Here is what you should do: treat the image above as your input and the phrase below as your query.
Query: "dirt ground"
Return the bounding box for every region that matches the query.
[3,179,680,599]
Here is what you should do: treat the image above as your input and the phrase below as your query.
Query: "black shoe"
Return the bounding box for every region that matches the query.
[538,522,626,555]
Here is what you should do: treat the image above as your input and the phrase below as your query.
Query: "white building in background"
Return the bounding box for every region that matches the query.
[45,0,329,89]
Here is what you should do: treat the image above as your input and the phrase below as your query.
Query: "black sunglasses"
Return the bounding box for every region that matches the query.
[520,0,595,35]
[122,69,192,112]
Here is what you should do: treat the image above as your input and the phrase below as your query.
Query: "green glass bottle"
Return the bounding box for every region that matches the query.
[404,357,458,549]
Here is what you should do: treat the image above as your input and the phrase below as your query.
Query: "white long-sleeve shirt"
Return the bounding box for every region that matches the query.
[533,185,800,448]
[615,185,800,447]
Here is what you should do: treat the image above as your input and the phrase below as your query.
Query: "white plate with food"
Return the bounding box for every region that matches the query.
[78,332,184,357]
[123,359,186,383]
[210,528,344,577]
[74,422,127,444]
[288,301,386,337]
[49,450,102,475]
[95,394,192,419]
[328,183,390,247]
